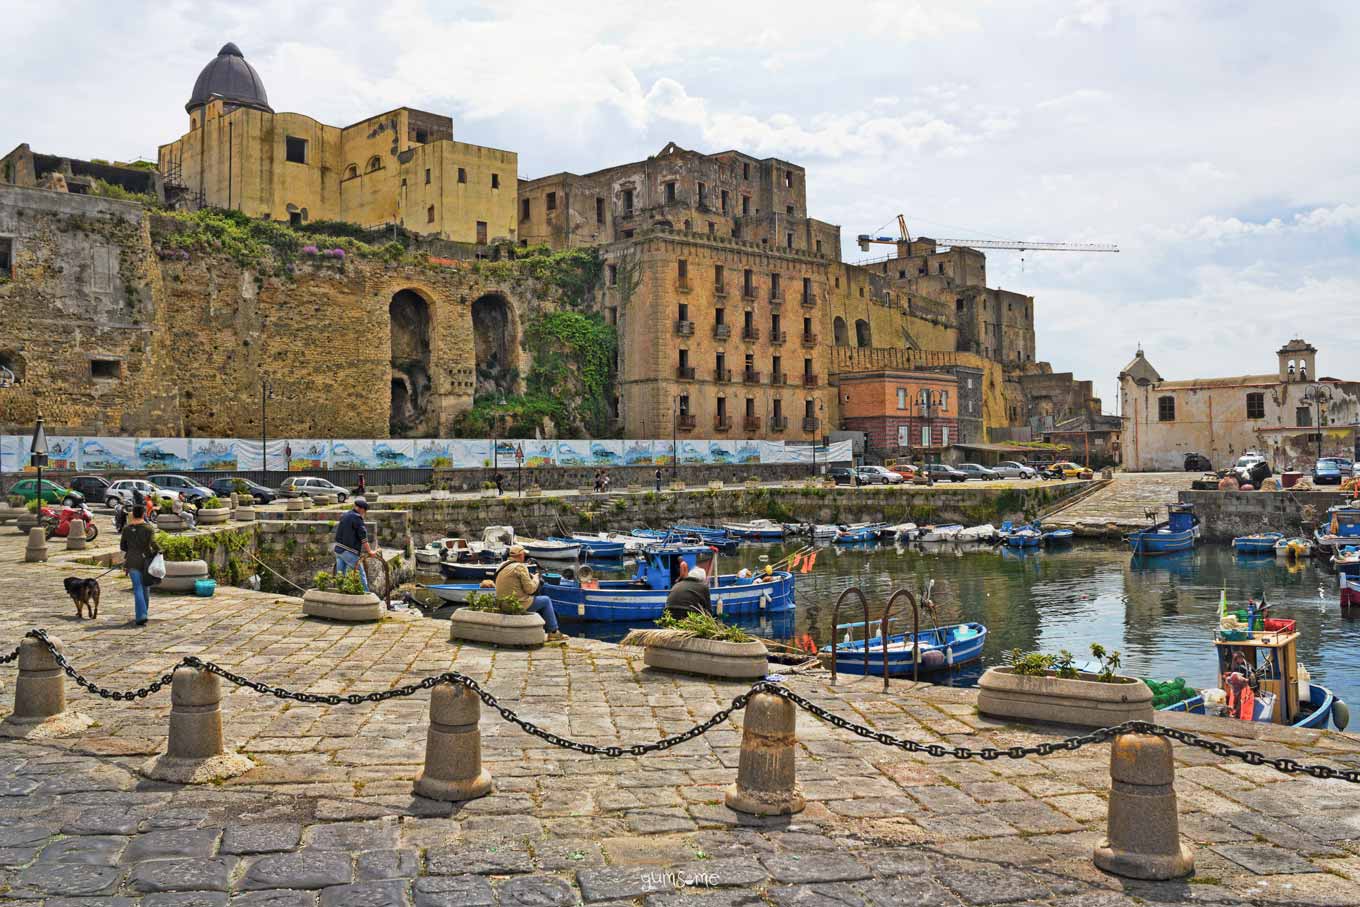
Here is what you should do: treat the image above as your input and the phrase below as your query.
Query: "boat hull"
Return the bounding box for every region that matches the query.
[1042,529,1074,546]
[1005,533,1041,548]
[425,583,482,605]
[1343,576,1360,608]
[1162,683,1342,730]
[825,623,987,677]
[544,572,795,622]
[1233,533,1283,554]
[1126,528,1196,555]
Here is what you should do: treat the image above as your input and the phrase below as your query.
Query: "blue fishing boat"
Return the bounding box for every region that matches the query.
[823,621,987,676]
[543,543,794,622]
[1164,683,1345,730]
[439,561,541,583]
[1042,528,1074,546]
[721,519,786,541]
[833,526,878,545]
[1125,504,1199,555]
[1341,574,1360,608]
[672,523,732,544]
[550,535,627,559]
[1233,532,1283,554]
[1332,545,1360,578]
[1314,505,1360,554]
[1004,525,1042,548]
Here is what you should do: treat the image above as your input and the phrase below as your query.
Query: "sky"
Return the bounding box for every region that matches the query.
[5,0,1358,412]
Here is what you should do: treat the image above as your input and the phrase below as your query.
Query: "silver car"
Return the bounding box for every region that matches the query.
[105,479,162,507]
[147,473,214,503]
[992,461,1037,479]
[280,476,351,502]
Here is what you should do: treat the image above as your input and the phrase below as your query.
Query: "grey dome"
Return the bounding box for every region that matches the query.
[186,43,272,113]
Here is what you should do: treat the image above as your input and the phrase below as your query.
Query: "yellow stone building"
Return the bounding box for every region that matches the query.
[157,44,517,245]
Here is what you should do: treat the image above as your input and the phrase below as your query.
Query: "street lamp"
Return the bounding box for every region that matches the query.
[1303,384,1331,463]
[672,396,680,483]
[30,415,48,506]
[260,379,274,475]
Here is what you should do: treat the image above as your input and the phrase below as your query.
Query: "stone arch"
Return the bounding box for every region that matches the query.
[390,288,433,436]
[367,155,382,173]
[471,292,519,398]
[855,319,871,347]
[833,316,848,346]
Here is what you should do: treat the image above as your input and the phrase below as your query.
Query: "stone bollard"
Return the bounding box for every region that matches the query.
[0,635,93,739]
[1093,733,1194,879]
[725,690,805,816]
[24,527,48,562]
[66,519,87,550]
[143,666,254,783]
[413,682,493,801]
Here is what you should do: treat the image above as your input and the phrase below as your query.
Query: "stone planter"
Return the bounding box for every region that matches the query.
[449,609,546,647]
[286,498,307,511]
[302,589,383,622]
[744,480,761,489]
[669,481,686,491]
[197,507,230,525]
[312,494,338,506]
[642,636,769,679]
[16,511,40,534]
[708,480,724,490]
[158,559,209,594]
[627,483,642,492]
[235,504,256,522]
[526,484,542,497]
[0,504,22,525]
[363,492,379,503]
[977,667,1154,728]
[157,513,188,532]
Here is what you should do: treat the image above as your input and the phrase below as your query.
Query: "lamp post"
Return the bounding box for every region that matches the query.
[672,396,680,483]
[1304,384,1330,462]
[30,415,48,506]
[260,379,274,476]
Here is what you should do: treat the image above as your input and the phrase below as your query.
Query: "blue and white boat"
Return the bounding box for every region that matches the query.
[1042,528,1074,546]
[1163,683,1345,730]
[542,543,795,622]
[721,519,786,541]
[1233,532,1283,555]
[823,621,987,677]
[672,523,732,544]
[1314,505,1360,554]
[1126,504,1199,555]
[1003,524,1042,548]
[833,525,879,545]
[550,535,627,559]
[1331,545,1360,578]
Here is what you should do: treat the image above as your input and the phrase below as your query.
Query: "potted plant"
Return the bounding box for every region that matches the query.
[154,532,210,594]
[449,591,546,646]
[196,495,230,525]
[622,611,769,679]
[302,570,383,621]
[744,475,762,489]
[977,644,1153,728]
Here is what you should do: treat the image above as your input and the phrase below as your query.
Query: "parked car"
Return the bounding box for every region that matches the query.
[827,467,857,486]
[105,479,162,507]
[279,476,350,502]
[857,465,906,485]
[147,474,215,504]
[923,463,967,483]
[1044,461,1094,480]
[1234,452,1268,472]
[7,478,83,506]
[955,463,1000,481]
[1336,457,1355,477]
[992,461,1038,479]
[1183,453,1212,472]
[67,476,112,503]
[1313,458,1344,485]
[854,466,887,485]
[208,477,280,504]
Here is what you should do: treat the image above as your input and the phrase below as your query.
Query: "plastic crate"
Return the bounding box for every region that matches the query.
[193,578,216,597]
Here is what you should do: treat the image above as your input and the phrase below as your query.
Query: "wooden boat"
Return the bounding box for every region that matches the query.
[1164,683,1345,730]
[1042,528,1074,546]
[1274,536,1312,559]
[833,526,878,545]
[414,537,470,566]
[1003,525,1042,548]
[917,524,963,543]
[1233,532,1283,554]
[1314,505,1360,554]
[551,534,627,559]
[632,527,736,552]
[823,620,987,676]
[1126,504,1198,555]
[957,524,998,543]
[811,524,840,540]
[542,543,795,622]
[519,538,582,560]
[1342,574,1360,608]
[721,519,786,540]
[439,561,541,583]
[424,582,483,605]
[1331,545,1360,578]
[672,523,733,544]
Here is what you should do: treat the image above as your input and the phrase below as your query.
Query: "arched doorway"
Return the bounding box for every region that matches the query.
[833,317,848,346]
[471,293,518,398]
[390,289,432,436]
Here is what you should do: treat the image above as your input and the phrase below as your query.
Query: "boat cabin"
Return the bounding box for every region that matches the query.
[1167,504,1198,533]
[633,544,716,591]
[1214,625,1300,724]
[1326,507,1360,539]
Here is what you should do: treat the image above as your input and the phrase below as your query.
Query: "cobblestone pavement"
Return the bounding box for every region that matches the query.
[1045,472,1199,533]
[2,530,1360,905]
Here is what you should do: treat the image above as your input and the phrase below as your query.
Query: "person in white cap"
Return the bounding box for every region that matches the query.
[665,564,711,618]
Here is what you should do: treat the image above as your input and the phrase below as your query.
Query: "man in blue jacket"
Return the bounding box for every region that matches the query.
[334,497,380,591]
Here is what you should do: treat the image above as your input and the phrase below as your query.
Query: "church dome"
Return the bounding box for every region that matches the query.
[186,43,272,114]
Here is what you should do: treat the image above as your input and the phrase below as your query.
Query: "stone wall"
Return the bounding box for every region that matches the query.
[1179,489,1347,542]
[431,463,820,492]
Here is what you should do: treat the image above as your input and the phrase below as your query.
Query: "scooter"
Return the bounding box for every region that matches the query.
[42,503,99,542]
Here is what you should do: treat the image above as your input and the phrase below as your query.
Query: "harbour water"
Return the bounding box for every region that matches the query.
[553,541,1359,708]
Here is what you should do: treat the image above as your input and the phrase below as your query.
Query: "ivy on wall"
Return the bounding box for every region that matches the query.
[472,244,602,307]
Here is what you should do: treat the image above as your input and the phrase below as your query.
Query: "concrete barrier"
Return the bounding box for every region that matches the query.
[413,682,493,801]
[0,635,93,739]
[24,527,47,562]
[725,690,804,815]
[1092,732,1194,879]
[142,666,254,783]
[65,519,87,550]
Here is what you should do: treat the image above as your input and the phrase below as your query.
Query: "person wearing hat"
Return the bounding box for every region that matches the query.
[665,565,711,619]
[334,496,380,592]
[495,545,568,640]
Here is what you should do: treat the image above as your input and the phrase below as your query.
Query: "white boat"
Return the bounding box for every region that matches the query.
[519,537,582,560]
[721,519,786,540]
[811,524,840,540]
[892,523,919,542]
[466,526,515,560]
[571,530,649,554]
[1274,536,1312,559]
[917,524,964,543]
[415,537,471,566]
[956,524,997,543]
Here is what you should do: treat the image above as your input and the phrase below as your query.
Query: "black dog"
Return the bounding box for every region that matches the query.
[63,577,101,620]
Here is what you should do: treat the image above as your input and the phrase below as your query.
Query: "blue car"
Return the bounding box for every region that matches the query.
[1314,458,1344,485]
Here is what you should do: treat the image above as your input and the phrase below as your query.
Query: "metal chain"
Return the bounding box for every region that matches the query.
[7,630,1358,780]
[0,645,19,665]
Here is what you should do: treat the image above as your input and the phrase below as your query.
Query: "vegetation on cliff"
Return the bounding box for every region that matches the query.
[472,244,602,307]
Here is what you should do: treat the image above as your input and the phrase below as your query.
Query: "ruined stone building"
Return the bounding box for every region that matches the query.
[1120,340,1359,471]
[156,44,517,245]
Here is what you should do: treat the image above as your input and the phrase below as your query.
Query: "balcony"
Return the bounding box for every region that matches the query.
[802,374,819,388]
[800,293,818,309]
[715,284,728,298]
[770,331,787,346]
[743,415,761,432]
[770,416,788,432]
[676,278,691,294]
[743,370,762,385]
[674,320,694,337]
[770,372,787,386]
[803,416,820,432]
[801,332,818,347]
[714,415,731,432]
[713,368,732,383]
[741,327,760,342]
[676,366,696,380]
[742,287,757,301]
[677,413,697,431]
[769,292,783,306]
[713,323,731,340]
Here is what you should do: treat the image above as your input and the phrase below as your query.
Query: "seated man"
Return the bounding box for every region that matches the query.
[665,565,711,619]
[173,492,196,530]
[495,545,568,641]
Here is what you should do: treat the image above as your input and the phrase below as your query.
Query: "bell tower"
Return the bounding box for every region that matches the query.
[1277,339,1316,383]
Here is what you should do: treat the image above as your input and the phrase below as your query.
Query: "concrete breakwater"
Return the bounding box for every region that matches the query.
[1178,489,1352,542]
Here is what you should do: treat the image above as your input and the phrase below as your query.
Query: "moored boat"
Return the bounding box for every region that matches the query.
[833,526,877,545]
[1314,504,1360,554]
[415,537,470,566]
[917,524,963,543]
[1332,545,1360,578]
[519,538,582,560]
[551,534,627,559]
[1126,503,1199,555]
[823,620,987,676]
[1342,575,1360,608]
[721,519,787,540]
[1042,528,1074,546]
[1274,536,1312,560]
[956,523,998,543]
[1233,532,1283,554]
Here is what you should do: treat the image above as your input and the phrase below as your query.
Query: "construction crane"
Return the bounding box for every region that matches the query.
[857,213,1118,255]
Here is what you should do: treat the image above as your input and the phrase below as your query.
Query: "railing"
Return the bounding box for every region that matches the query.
[677,278,691,293]
[770,372,787,386]
[714,416,731,432]
[674,320,694,337]
[741,327,760,341]
[770,331,787,345]
[676,414,697,430]
[801,332,818,347]
[802,416,820,432]
[742,287,757,301]
[770,416,788,432]
[714,368,733,383]
[769,292,783,305]
[715,285,728,298]
[802,375,819,388]
[676,366,696,380]
[801,293,817,308]
[743,370,762,385]
[743,416,761,432]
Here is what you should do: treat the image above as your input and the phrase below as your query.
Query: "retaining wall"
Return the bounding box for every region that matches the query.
[431,463,820,492]
[1178,489,1350,542]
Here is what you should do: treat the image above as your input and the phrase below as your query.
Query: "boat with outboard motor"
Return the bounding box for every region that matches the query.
[518,537,582,560]
[1314,504,1360,555]
[548,534,628,559]
[917,524,964,543]
[1274,536,1312,560]
[1331,545,1360,578]
[824,619,987,676]
[1233,532,1284,555]
[721,519,786,541]
[541,542,795,622]
[415,537,471,566]
[1126,503,1199,555]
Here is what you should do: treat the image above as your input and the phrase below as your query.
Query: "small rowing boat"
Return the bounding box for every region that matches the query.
[1233,532,1283,555]
[823,620,987,676]
[721,519,786,541]
[1126,504,1199,555]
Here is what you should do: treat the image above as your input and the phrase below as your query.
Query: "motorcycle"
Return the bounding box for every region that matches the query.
[42,503,99,542]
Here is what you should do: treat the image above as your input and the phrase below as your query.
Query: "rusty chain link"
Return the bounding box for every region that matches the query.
[7,629,1358,781]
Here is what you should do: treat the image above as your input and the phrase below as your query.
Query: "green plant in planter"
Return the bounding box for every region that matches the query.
[655,610,753,642]
[201,496,223,509]
[231,479,251,494]
[1052,650,1080,679]
[1090,643,1123,682]
[466,591,527,614]
[26,499,41,514]
[1005,648,1054,676]
[313,570,367,595]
